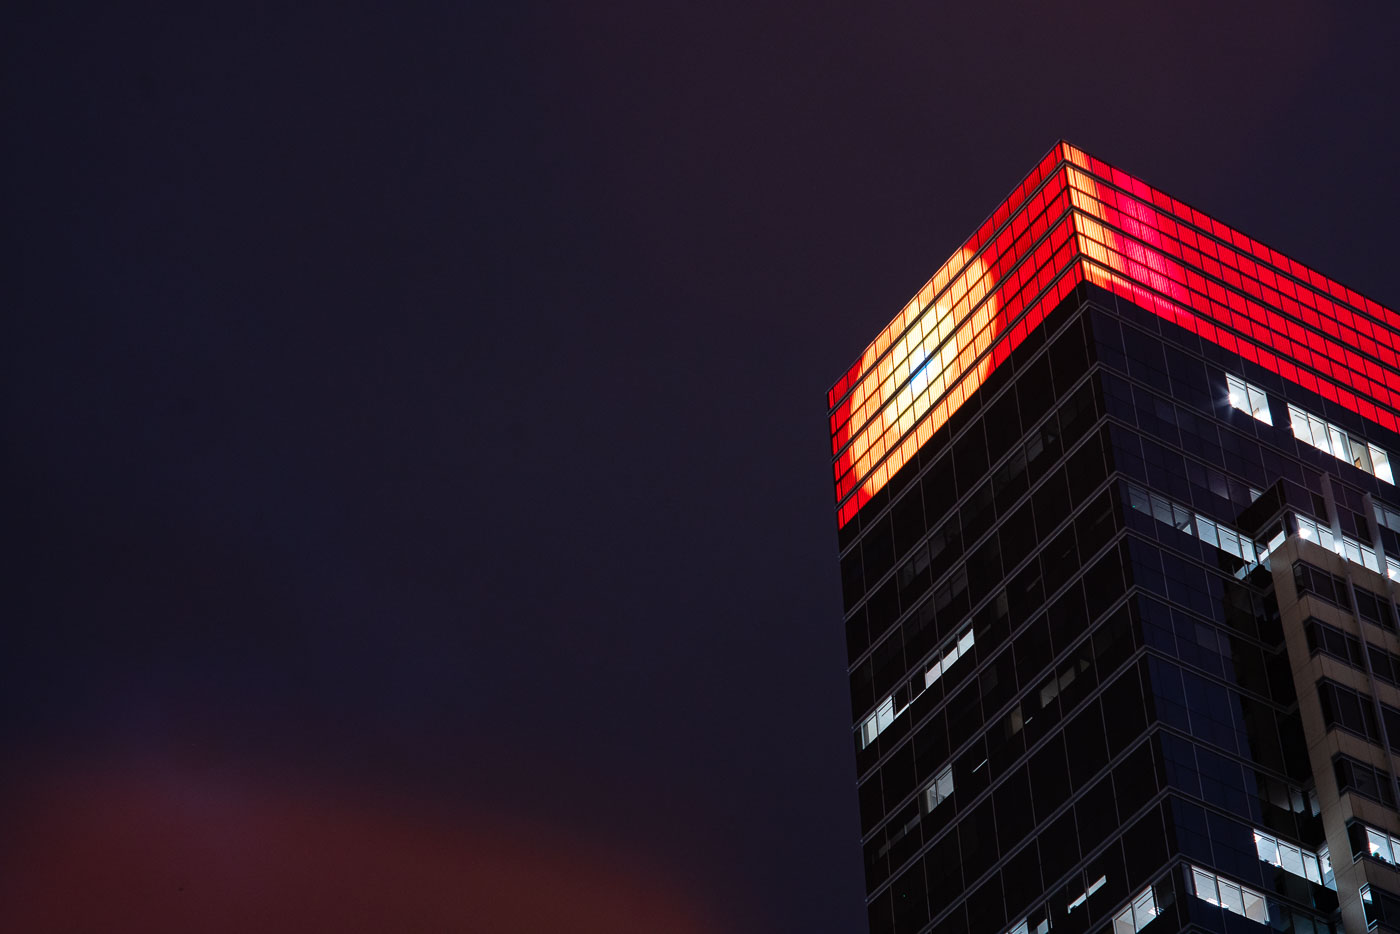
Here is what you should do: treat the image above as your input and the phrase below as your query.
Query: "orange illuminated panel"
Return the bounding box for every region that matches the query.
[1061,141,1400,439]
[830,142,1400,528]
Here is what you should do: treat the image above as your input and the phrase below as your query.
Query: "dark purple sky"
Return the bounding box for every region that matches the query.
[6,2,1400,931]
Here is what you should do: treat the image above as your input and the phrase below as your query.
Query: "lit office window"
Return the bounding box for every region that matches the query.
[1353,821,1400,868]
[1294,513,1381,574]
[1066,875,1106,911]
[858,626,975,749]
[922,765,954,813]
[1288,402,1395,485]
[1226,373,1273,425]
[1254,829,1329,886]
[1124,481,1261,565]
[1190,865,1268,923]
[1376,503,1400,535]
[1375,446,1396,484]
[1112,885,1159,934]
[1007,915,1050,934]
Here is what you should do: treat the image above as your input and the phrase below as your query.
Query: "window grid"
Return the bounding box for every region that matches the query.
[1356,821,1400,868]
[1123,480,1265,568]
[1226,373,1273,425]
[921,764,954,813]
[1065,149,1400,428]
[1253,828,1332,888]
[828,147,1066,410]
[1006,917,1050,934]
[1293,514,1389,578]
[829,143,1400,530]
[1189,865,1268,923]
[829,168,1071,458]
[858,626,974,748]
[831,216,1081,518]
[1112,885,1158,934]
[1288,402,1394,484]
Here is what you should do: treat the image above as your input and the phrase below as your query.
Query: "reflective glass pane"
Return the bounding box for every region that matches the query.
[1330,426,1352,462]
[1197,516,1219,547]
[925,659,943,688]
[1242,889,1267,923]
[1219,527,1241,558]
[1227,374,1246,411]
[1289,405,1309,442]
[1255,833,1280,865]
[1247,385,1272,424]
[1151,495,1173,525]
[1193,868,1218,904]
[937,766,954,800]
[1368,828,1390,862]
[876,697,894,731]
[1219,879,1245,915]
[1373,445,1394,484]
[1352,438,1374,473]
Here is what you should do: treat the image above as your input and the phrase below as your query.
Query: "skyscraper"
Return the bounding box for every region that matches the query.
[828,142,1400,934]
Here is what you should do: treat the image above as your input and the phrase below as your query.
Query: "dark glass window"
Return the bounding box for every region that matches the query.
[1317,679,1379,742]
[1334,753,1396,808]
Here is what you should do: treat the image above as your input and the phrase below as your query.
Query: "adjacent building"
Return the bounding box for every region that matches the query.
[827,142,1400,934]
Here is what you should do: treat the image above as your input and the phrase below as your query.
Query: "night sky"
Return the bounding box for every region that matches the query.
[7,3,1400,931]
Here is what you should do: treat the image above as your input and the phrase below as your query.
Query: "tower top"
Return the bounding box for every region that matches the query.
[827,142,1400,527]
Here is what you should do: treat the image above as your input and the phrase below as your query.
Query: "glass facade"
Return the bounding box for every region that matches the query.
[829,145,1400,934]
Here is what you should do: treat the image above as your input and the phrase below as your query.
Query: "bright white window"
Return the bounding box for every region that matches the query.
[1255,827,1331,888]
[1226,374,1273,424]
[859,626,975,749]
[1067,875,1106,912]
[956,629,974,657]
[1361,823,1400,867]
[1294,513,1382,574]
[1113,885,1159,934]
[1190,865,1268,923]
[1279,841,1305,878]
[922,765,954,813]
[1288,402,1395,485]
[1125,481,1262,567]
[1374,445,1395,484]
[1255,833,1279,865]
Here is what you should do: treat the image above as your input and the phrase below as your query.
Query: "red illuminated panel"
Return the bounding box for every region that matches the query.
[829,149,1081,528]
[830,142,1400,528]
[1062,142,1400,439]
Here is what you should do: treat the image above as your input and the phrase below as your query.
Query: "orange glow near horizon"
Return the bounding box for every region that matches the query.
[830,142,1400,529]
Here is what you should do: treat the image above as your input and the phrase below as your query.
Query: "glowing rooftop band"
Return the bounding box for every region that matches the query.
[829,142,1400,528]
